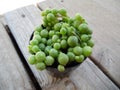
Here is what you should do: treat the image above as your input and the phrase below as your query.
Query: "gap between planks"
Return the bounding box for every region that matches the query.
[1,18,42,90]
[0,17,35,90]
[5,25,42,90]
[89,56,120,89]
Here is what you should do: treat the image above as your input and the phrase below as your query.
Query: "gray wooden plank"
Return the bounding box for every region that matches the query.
[0,18,35,90]
[38,0,120,86]
[0,15,7,25]
[4,5,53,88]
[4,3,119,90]
[43,58,119,90]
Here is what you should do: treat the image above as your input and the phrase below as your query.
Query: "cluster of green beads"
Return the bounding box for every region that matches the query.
[28,8,94,72]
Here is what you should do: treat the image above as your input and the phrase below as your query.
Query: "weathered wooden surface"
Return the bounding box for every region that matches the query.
[4,5,53,88]
[0,15,7,25]
[0,18,34,90]
[4,4,119,90]
[38,0,120,86]
[43,59,119,90]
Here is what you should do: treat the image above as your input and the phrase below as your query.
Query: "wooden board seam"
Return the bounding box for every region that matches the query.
[4,24,42,90]
[89,56,120,88]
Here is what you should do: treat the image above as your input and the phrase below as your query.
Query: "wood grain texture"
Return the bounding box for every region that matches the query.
[4,4,119,90]
[0,18,34,90]
[38,0,120,86]
[4,5,53,88]
[43,59,119,90]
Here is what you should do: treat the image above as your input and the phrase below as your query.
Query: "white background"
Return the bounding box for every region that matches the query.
[0,0,45,14]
